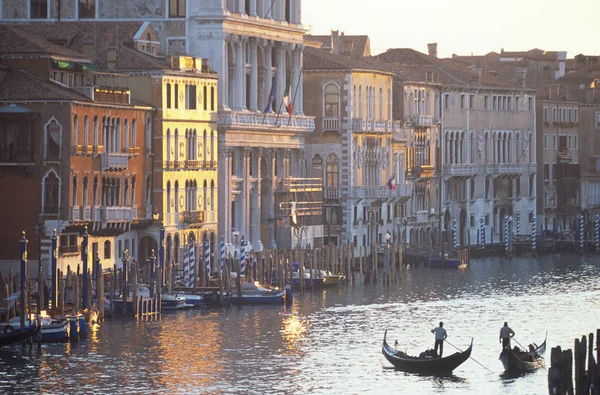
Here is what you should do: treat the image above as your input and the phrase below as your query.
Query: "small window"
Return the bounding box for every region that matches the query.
[543,135,548,149]
[210,87,215,111]
[169,0,186,17]
[544,107,548,122]
[528,97,533,111]
[574,108,579,122]
[186,85,197,110]
[469,94,474,109]
[174,84,179,109]
[324,84,340,117]
[104,240,111,259]
[166,83,172,109]
[553,108,558,122]
[484,95,489,110]
[553,135,556,149]
[444,93,450,109]
[203,85,208,111]
[78,0,96,19]
[460,94,465,109]
[30,0,48,19]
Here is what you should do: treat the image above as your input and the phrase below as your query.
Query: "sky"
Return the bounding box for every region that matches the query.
[303,0,600,58]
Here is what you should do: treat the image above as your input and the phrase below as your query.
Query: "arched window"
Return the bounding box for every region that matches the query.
[124,119,129,150]
[83,115,89,148]
[203,179,208,210]
[145,175,151,207]
[166,181,171,213]
[174,129,179,161]
[311,154,323,179]
[104,240,111,259]
[93,116,99,148]
[326,153,339,187]
[131,176,136,206]
[166,129,171,162]
[131,119,137,150]
[45,119,61,161]
[358,85,363,118]
[174,180,179,212]
[210,180,215,213]
[166,83,172,108]
[203,129,208,164]
[92,177,98,206]
[72,176,78,207]
[73,115,79,147]
[210,130,214,163]
[379,88,383,120]
[145,116,152,155]
[324,83,339,118]
[43,171,60,214]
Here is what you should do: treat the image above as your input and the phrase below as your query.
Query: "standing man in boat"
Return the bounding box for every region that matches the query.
[499,322,515,352]
[431,322,447,357]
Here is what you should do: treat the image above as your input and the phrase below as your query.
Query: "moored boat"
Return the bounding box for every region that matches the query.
[161,293,187,310]
[321,271,346,286]
[230,282,292,305]
[178,292,204,307]
[429,258,465,269]
[499,337,546,373]
[0,320,40,347]
[382,329,473,375]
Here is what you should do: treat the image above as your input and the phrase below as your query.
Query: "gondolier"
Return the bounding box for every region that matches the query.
[431,322,448,357]
[499,322,515,352]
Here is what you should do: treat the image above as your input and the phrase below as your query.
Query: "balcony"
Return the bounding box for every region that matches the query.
[324,187,340,199]
[349,184,412,199]
[186,160,201,169]
[72,145,83,155]
[184,210,205,225]
[218,111,315,133]
[82,206,91,221]
[407,115,434,127]
[416,210,429,223]
[94,145,105,155]
[373,121,386,132]
[322,117,341,132]
[101,152,128,171]
[83,145,93,155]
[558,149,572,164]
[71,206,80,221]
[101,206,137,221]
[92,205,101,221]
[277,177,323,193]
[444,164,478,176]
[491,163,524,175]
[165,212,184,227]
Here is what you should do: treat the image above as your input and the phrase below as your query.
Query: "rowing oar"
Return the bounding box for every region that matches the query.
[444,338,495,374]
[512,337,548,371]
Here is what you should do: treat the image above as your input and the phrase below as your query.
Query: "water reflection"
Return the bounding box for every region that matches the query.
[0,255,599,394]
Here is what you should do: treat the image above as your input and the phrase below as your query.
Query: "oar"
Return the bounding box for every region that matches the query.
[512,336,548,371]
[445,338,495,375]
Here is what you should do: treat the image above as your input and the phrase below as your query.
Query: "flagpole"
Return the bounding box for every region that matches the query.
[287,67,304,127]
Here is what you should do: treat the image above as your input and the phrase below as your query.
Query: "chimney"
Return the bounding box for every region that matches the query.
[83,42,95,63]
[202,58,210,73]
[106,46,117,71]
[427,43,438,58]
[331,30,340,55]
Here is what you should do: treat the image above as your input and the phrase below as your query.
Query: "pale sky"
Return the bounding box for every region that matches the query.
[303,0,600,58]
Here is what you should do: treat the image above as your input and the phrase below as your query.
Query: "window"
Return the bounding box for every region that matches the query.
[544,134,548,149]
[203,85,208,111]
[515,97,520,111]
[574,108,579,122]
[30,0,48,19]
[93,116,99,147]
[574,136,578,149]
[46,119,61,161]
[596,112,600,128]
[43,171,60,214]
[507,97,512,110]
[72,176,78,206]
[132,119,137,149]
[166,83,172,109]
[174,84,179,109]
[544,107,548,122]
[104,240,111,259]
[469,94,474,109]
[73,115,79,147]
[553,135,556,149]
[210,87,215,111]
[186,85,197,109]
[83,177,88,206]
[516,176,520,197]
[324,84,340,117]
[78,0,95,19]
[444,93,449,109]
[169,0,186,17]
[529,175,534,197]
[118,240,122,258]
[484,95,489,110]
[528,97,533,111]
[83,116,89,147]
[326,154,339,187]
[568,108,572,122]
[544,163,549,180]
[460,94,465,109]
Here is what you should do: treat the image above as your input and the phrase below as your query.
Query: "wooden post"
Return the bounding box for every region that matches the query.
[311,247,316,291]
[236,254,242,300]
[297,246,303,292]
[97,270,104,321]
[131,262,138,317]
[373,243,378,283]
[359,246,363,284]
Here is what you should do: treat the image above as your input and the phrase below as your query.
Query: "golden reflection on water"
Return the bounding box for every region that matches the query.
[281,314,310,352]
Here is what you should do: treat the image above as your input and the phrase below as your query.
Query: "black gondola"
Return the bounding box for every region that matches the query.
[0,320,40,347]
[499,336,547,373]
[382,329,473,375]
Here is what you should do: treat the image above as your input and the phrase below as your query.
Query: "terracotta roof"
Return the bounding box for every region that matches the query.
[0,24,89,60]
[306,34,371,58]
[0,68,91,102]
[303,46,392,74]
[14,22,170,71]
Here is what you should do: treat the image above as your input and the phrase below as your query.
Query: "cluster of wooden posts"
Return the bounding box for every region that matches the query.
[548,329,600,395]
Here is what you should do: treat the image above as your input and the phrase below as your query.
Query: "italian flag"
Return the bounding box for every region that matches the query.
[283,82,293,116]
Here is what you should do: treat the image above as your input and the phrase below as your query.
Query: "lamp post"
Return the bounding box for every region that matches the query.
[159,223,165,294]
[20,231,28,328]
[122,249,129,301]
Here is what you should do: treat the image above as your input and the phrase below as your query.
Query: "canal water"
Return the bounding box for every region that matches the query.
[1,255,599,394]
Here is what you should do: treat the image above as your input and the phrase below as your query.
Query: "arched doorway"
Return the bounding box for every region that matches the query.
[459,209,467,246]
[139,235,158,282]
[443,211,451,244]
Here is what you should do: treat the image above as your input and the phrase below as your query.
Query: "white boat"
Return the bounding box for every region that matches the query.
[178,292,204,307]
[161,293,187,310]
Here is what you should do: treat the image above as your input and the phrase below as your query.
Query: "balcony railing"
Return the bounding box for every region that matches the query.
[71,206,80,221]
[558,149,572,163]
[322,117,341,132]
[349,184,412,199]
[408,115,433,127]
[101,206,137,221]
[72,145,83,155]
[444,164,478,176]
[82,206,91,221]
[218,111,315,132]
[416,210,429,223]
[324,187,340,199]
[184,210,205,225]
[101,152,128,171]
[491,163,524,174]
[92,205,101,221]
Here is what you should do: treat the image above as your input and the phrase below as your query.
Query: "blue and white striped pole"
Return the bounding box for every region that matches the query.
[220,236,225,271]
[515,212,520,237]
[579,215,585,254]
[504,215,509,256]
[480,216,485,247]
[451,219,458,249]
[183,243,189,287]
[531,216,537,254]
[595,215,599,254]
[204,234,211,279]
[188,238,195,287]
[240,235,246,275]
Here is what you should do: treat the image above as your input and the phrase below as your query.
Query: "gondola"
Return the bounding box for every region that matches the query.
[499,335,547,373]
[0,320,40,347]
[382,329,473,375]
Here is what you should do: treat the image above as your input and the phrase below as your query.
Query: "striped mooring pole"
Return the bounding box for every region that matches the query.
[452,219,458,249]
[515,212,520,237]
[595,215,599,254]
[480,216,485,247]
[240,235,246,275]
[204,234,211,279]
[220,236,225,271]
[579,215,585,254]
[504,215,510,257]
[531,216,537,255]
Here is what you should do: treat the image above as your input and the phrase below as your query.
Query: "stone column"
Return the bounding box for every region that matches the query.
[237,0,245,14]
[275,43,286,112]
[268,149,277,248]
[249,0,257,16]
[234,36,245,111]
[297,45,304,114]
[289,44,299,115]
[264,41,273,113]
[249,38,258,111]
[221,36,229,110]
[242,147,252,239]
